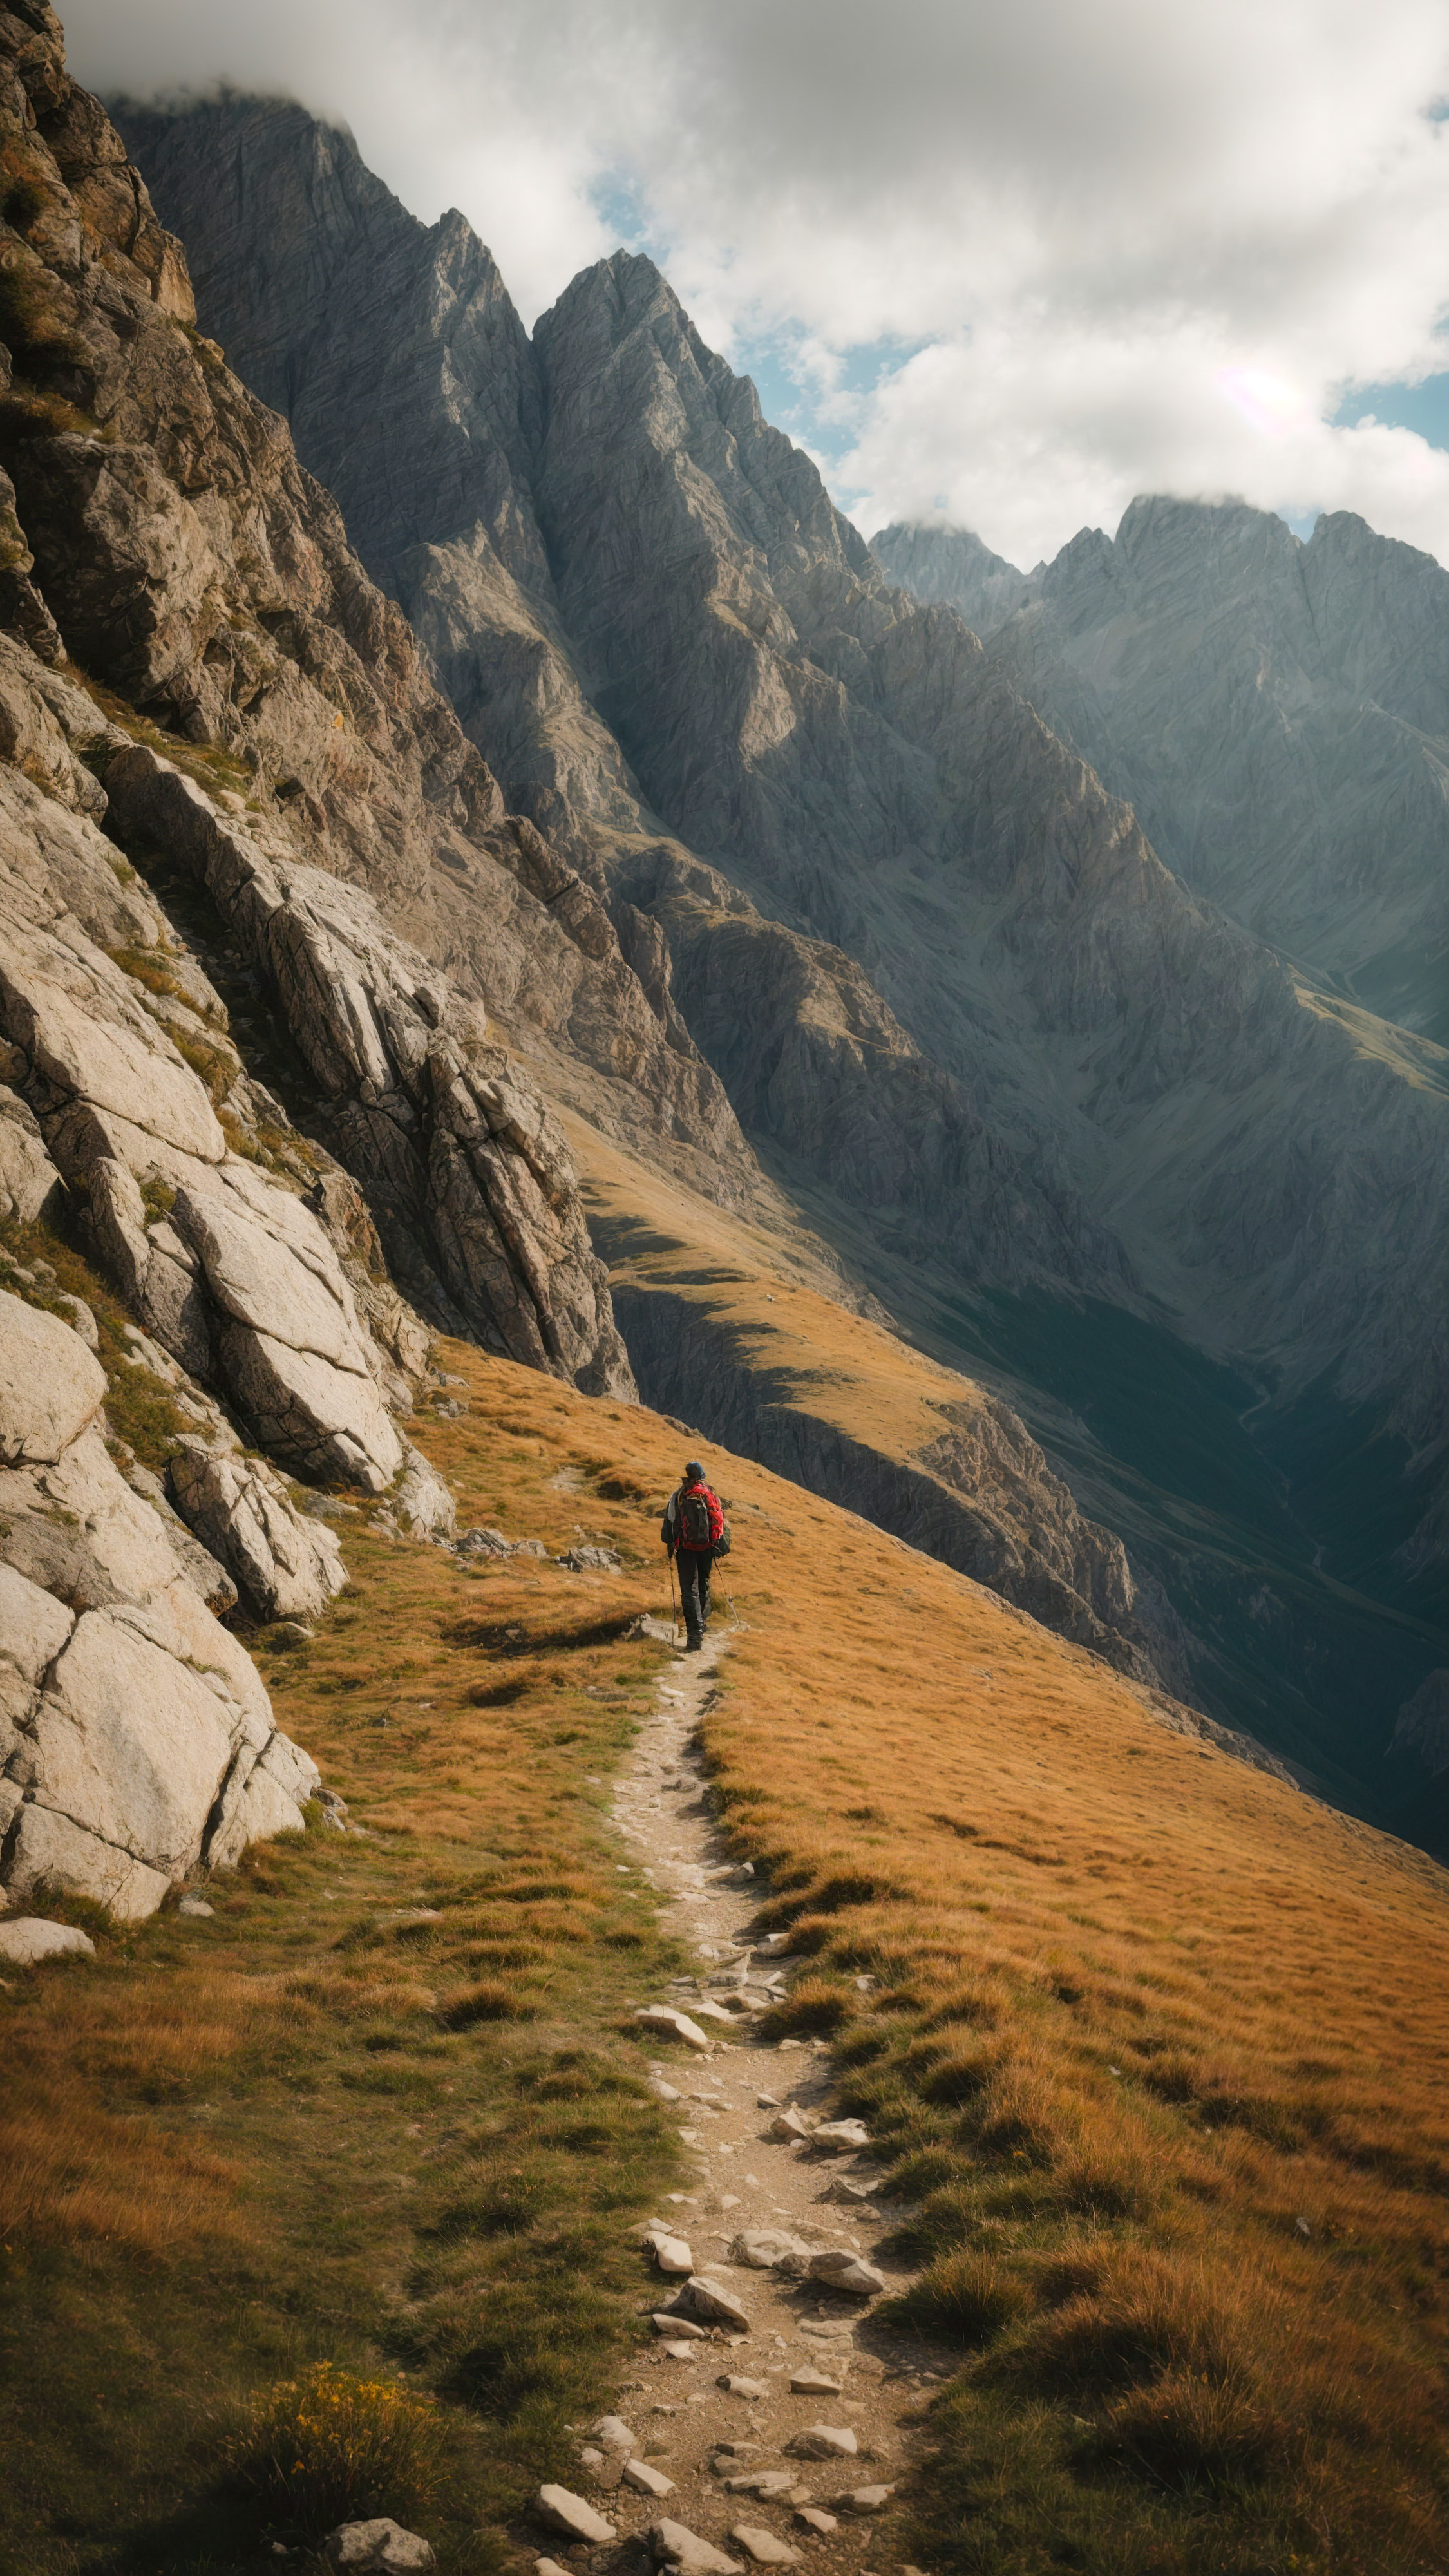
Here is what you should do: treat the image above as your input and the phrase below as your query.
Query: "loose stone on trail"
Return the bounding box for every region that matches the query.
[647,2519,744,2576]
[671,2275,751,2329]
[636,2004,712,2051]
[623,2458,677,2497]
[645,2229,695,2275]
[788,2425,858,2459]
[806,2251,885,2298]
[729,2527,802,2566]
[834,2485,895,2513]
[536,2487,617,2544]
[601,1629,918,2553]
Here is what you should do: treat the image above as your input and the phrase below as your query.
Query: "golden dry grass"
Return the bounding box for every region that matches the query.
[558,1107,1004,1469]
[422,1336,1449,2571]
[3,1282,1448,2570]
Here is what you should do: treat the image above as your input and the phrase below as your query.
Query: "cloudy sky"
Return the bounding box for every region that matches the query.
[64,0,1449,569]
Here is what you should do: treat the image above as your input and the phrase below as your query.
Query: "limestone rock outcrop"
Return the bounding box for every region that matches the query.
[166,1443,348,1623]
[0,1293,317,1918]
[101,746,634,1396]
[0,9,652,1403]
[0,780,408,1484]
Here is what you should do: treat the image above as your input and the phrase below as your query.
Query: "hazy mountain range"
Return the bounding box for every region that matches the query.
[0,57,1441,1844]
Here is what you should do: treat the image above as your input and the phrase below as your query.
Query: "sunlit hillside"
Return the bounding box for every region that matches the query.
[4,1313,1446,2574]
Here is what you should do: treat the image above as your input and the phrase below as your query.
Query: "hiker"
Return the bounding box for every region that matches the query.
[661,1457,724,1651]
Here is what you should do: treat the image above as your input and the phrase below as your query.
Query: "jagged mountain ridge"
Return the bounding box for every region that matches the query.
[119,98,1449,1614]
[873,499,1449,1044]
[0,0,1188,1922]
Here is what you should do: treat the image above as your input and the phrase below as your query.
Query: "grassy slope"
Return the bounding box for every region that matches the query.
[562,1110,1001,1470]
[3,1317,1448,2575]
[562,1110,1449,1819]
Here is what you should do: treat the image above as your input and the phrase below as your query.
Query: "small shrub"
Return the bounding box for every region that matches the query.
[437,1983,530,2029]
[224,2361,441,2537]
[880,2144,959,2198]
[756,1973,854,2038]
[890,2249,1028,2348]
[1097,2366,1296,2491]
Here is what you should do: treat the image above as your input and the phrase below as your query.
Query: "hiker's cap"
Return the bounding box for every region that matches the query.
[685,1459,705,1481]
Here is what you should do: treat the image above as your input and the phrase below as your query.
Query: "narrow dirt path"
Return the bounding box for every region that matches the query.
[561,1624,945,2575]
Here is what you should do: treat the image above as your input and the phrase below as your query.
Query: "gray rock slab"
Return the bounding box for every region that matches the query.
[0,1916,95,1965]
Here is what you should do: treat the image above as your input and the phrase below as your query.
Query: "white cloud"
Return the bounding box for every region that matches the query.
[59,0,1449,566]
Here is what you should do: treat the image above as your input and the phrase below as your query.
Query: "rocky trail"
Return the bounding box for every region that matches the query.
[535,1621,945,2576]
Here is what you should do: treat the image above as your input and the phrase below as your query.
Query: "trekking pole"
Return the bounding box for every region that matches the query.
[668,1551,683,1642]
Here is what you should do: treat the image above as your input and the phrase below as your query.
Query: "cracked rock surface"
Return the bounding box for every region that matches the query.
[0,1292,317,1918]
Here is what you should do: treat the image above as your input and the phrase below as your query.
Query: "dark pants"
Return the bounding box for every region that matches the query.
[677,1548,712,1641]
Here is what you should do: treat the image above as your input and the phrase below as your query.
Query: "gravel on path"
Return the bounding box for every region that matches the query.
[542,1622,948,2576]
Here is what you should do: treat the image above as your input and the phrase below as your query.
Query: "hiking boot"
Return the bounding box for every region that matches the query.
[685,1635,703,1653]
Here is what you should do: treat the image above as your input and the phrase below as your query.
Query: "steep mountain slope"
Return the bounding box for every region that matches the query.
[117,95,1449,1794]
[874,499,1449,1043]
[6,1329,1449,2576]
[0,0,1184,1887]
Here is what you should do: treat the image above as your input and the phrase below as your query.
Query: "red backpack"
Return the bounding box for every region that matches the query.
[677,1482,723,1549]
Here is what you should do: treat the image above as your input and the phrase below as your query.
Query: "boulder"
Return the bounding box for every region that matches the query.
[0,1915,95,1965]
[786,2428,856,2461]
[623,2461,676,2499]
[645,2521,743,2576]
[0,1289,106,1466]
[394,1445,456,1540]
[0,1085,61,1224]
[728,2531,800,2568]
[805,2252,884,2299]
[457,1526,511,1558]
[670,2275,751,2331]
[728,2230,812,2271]
[323,2523,436,2573]
[0,1347,319,1919]
[536,2486,617,2545]
[832,2486,893,2514]
[167,1443,348,1620]
[636,2003,712,2051]
[808,2121,869,2154]
[645,2228,695,2276]
[766,2109,815,2144]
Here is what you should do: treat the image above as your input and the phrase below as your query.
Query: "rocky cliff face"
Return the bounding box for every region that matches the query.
[0,5,652,1401]
[875,498,1449,1047]
[0,0,692,1924]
